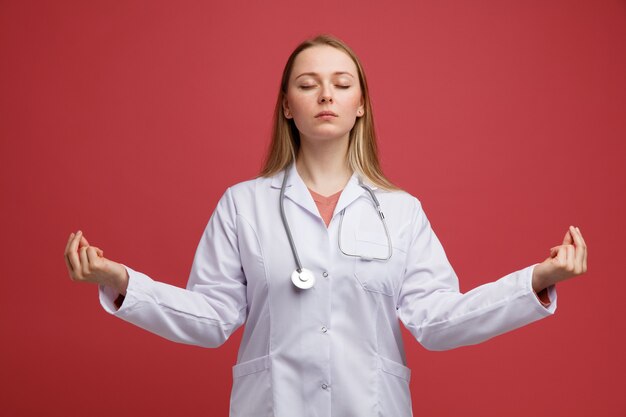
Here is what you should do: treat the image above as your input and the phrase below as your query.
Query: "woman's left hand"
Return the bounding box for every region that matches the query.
[532,226,588,293]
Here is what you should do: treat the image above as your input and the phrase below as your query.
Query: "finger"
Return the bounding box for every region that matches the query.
[80,235,90,248]
[550,246,559,258]
[570,226,584,247]
[79,245,90,277]
[566,244,575,272]
[569,226,588,273]
[67,231,84,277]
[64,253,73,273]
[96,248,104,257]
[64,233,75,272]
[555,246,567,267]
[70,230,82,252]
[563,227,574,245]
[64,232,75,254]
[576,227,588,266]
[575,227,587,248]
[577,227,588,272]
[86,246,100,266]
[570,227,586,273]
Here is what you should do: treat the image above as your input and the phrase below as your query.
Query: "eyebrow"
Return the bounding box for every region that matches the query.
[294,71,355,80]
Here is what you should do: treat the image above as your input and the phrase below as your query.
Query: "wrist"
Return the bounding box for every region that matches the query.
[531,264,551,293]
[106,263,129,296]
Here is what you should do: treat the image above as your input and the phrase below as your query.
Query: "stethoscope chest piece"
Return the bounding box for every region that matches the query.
[291,268,315,289]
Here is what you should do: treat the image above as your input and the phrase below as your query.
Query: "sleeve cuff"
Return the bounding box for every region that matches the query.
[535,287,552,307]
[528,264,557,312]
[98,264,151,315]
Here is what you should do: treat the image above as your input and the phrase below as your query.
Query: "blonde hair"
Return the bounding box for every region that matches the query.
[259,34,399,191]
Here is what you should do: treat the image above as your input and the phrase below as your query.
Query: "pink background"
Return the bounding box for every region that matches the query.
[1,1,625,416]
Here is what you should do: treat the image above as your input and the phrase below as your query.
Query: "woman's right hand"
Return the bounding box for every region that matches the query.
[64,231,129,295]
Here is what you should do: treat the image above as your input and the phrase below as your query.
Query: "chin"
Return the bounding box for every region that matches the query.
[302,129,351,143]
[303,135,349,144]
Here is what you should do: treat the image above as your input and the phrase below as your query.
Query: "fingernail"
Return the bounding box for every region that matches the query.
[77,230,82,235]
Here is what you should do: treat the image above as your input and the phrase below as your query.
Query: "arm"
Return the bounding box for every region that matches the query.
[65,187,248,348]
[396,199,575,351]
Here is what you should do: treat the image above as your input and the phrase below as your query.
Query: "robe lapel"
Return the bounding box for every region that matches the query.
[270,164,320,219]
[270,164,378,221]
[333,174,367,217]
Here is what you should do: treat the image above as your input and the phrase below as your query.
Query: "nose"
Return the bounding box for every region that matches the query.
[318,85,333,104]
[319,95,333,103]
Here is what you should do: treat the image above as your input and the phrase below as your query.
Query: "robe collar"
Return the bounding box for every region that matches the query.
[270,163,378,219]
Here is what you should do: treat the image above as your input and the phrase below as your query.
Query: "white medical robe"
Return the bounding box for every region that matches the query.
[99,164,556,416]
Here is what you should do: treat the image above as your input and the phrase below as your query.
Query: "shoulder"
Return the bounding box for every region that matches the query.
[375,188,424,215]
[227,175,273,197]
[365,188,433,249]
[216,174,276,213]
[379,188,435,237]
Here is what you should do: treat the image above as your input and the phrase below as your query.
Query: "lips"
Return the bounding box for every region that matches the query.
[315,111,338,117]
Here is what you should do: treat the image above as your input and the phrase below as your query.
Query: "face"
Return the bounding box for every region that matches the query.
[283,45,365,144]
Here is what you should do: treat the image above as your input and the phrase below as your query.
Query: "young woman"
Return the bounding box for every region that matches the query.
[64,35,587,417]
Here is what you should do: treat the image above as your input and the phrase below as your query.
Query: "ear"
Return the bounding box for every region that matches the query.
[356,97,365,117]
[282,97,292,119]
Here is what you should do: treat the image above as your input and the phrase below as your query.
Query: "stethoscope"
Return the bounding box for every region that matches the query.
[280,164,393,289]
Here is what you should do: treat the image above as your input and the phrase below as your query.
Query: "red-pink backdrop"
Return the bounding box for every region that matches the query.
[1,1,624,416]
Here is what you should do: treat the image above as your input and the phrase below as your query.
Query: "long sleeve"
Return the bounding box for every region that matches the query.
[98,187,248,348]
[396,198,556,351]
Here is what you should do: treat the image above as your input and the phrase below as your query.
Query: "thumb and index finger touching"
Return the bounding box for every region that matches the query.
[64,230,105,275]
[550,226,582,253]
[548,225,588,272]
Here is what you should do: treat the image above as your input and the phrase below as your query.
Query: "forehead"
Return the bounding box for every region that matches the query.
[290,45,358,78]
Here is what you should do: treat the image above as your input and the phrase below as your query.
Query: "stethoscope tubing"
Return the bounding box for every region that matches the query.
[280,166,304,273]
[280,164,392,289]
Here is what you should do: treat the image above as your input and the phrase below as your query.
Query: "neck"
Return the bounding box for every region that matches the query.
[296,135,352,197]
